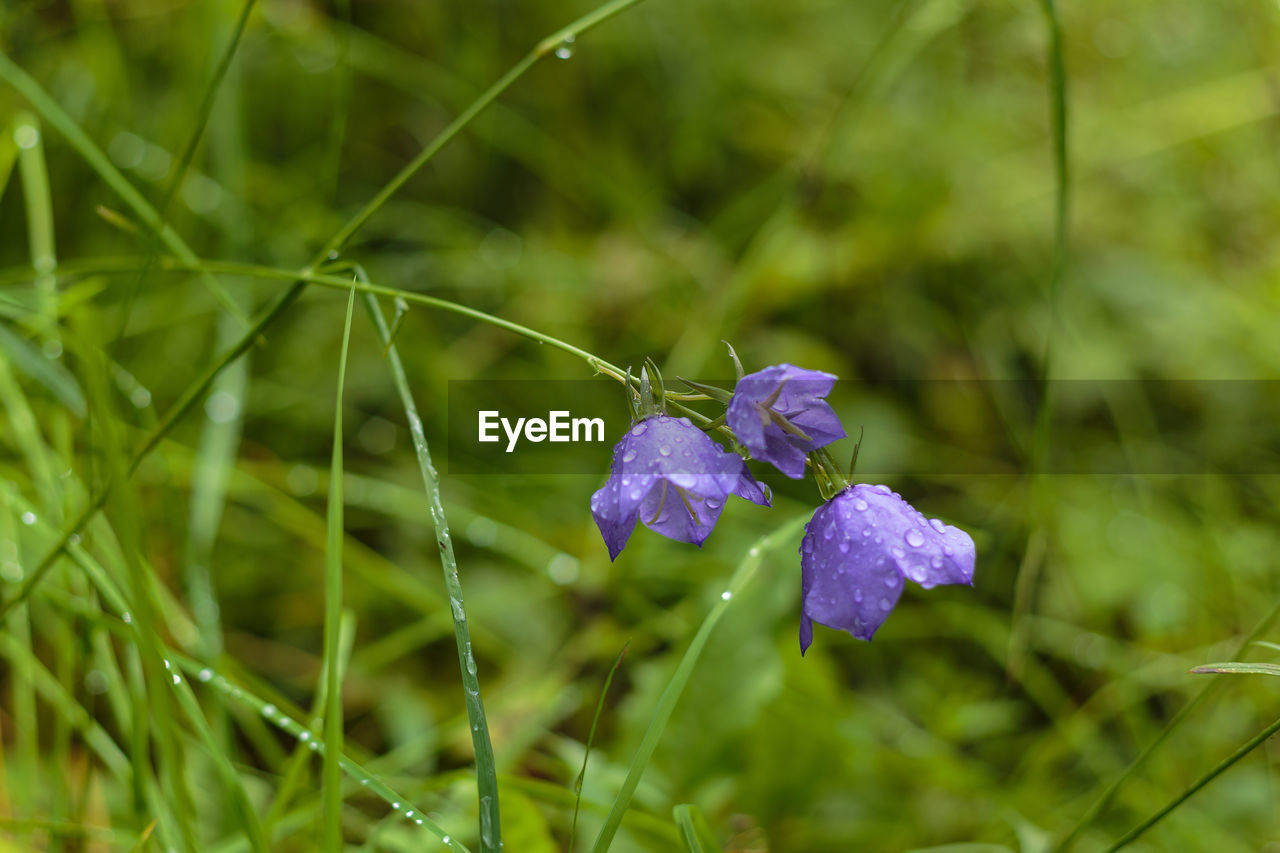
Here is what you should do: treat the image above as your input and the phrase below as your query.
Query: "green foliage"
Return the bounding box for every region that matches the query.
[3,1,1280,851]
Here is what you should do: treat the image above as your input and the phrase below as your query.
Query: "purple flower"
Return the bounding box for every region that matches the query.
[726,364,845,479]
[591,415,770,560]
[799,483,975,653]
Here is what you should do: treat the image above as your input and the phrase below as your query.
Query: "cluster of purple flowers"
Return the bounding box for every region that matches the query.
[591,361,975,653]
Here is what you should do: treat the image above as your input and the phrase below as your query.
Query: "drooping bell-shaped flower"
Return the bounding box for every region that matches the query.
[799,483,975,653]
[591,415,770,560]
[726,364,845,479]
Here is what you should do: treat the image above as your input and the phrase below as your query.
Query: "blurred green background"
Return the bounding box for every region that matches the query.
[3,0,1280,850]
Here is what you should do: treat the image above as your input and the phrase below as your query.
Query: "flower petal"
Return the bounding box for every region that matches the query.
[797,483,976,650]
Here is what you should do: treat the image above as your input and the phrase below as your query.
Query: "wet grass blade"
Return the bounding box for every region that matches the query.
[362,288,501,852]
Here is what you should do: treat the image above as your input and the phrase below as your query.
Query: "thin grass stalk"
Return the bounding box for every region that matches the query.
[590,516,808,853]
[321,282,357,850]
[113,0,256,343]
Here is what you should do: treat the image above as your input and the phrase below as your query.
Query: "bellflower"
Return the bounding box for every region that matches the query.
[591,415,770,560]
[799,483,975,653]
[726,364,845,479]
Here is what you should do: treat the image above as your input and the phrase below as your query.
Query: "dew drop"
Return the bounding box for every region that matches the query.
[879,597,891,611]
[931,556,943,569]
[172,673,181,684]
[262,703,277,717]
[443,837,451,845]
[121,612,133,624]
[622,450,636,463]
[705,496,722,510]
[629,488,642,500]
[838,541,850,554]
[891,547,905,559]
[632,423,647,436]
[862,529,871,537]
[883,575,895,588]
[658,446,671,457]
[299,731,311,742]
[197,668,213,682]
[853,588,863,602]
[721,590,732,600]
[20,511,36,525]
[391,802,401,809]
[929,518,946,533]
[852,498,868,511]
[905,529,925,548]
[873,484,891,494]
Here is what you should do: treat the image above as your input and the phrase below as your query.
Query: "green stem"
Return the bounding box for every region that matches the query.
[590,516,808,853]
[1102,711,1280,851]
[321,282,357,851]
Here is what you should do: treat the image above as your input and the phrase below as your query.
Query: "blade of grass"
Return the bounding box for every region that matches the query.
[321,280,357,851]
[113,0,256,344]
[672,803,721,853]
[570,644,629,853]
[590,515,808,853]
[362,286,502,852]
[1102,710,1280,851]
[1052,598,1280,851]
[13,112,58,350]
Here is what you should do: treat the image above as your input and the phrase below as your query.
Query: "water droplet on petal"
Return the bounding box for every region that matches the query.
[838,541,850,554]
[852,498,868,511]
[622,450,636,463]
[629,488,642,500]
[823,526,834,540]
[883,575,895,587]
[929,518,946,533]
[891,546,905,559]
[873,485,892,494]
[853,588,863,602]
[905,529,925,548]
[879,597,891,611]
[705,497,722,510]
[931,556,943,569]
[632,423,647,435]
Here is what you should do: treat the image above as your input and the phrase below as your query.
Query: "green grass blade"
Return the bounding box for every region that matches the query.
[1052,599,1280,851]
[1188,662,1280,677]
[321,280,358,850]
[114,0,256,342]
[362,288,502,852]
[590,516,808,853]
[570,644,628,853]
[672,803,721,853]
[13,112,58,348]
[1102,711,1280,851]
